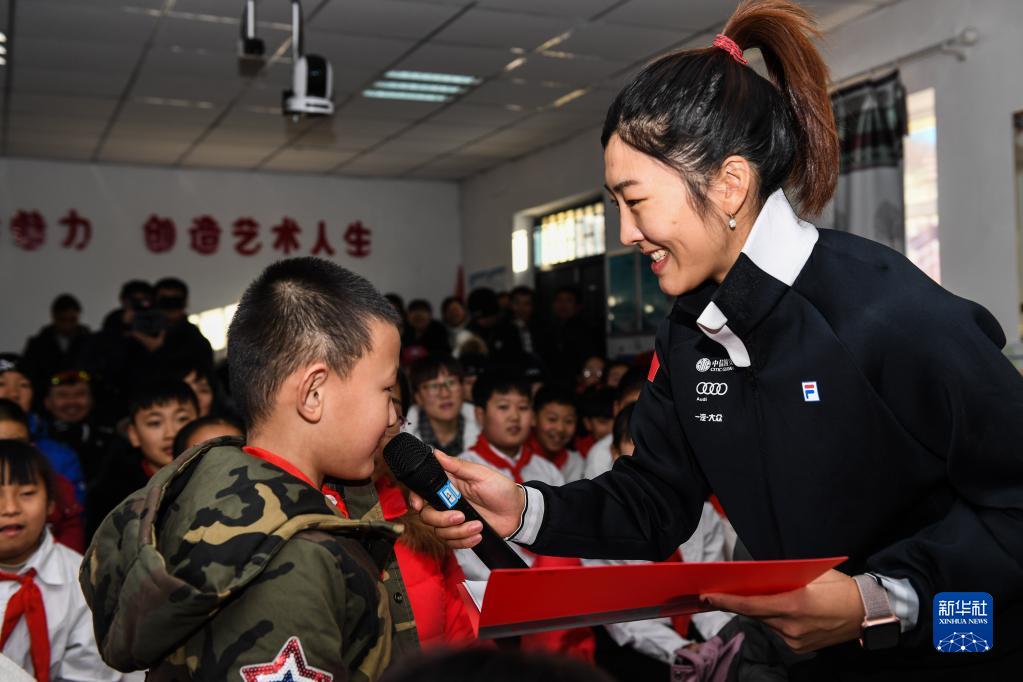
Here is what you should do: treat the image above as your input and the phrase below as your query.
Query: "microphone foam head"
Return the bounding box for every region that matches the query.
[383,433,445,493]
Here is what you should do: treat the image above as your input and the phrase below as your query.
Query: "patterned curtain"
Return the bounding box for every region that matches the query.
[818,71,909,251]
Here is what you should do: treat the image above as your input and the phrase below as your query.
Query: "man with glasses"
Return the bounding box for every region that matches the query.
[405,356,479,456]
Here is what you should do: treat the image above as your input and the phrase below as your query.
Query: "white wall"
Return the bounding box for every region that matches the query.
[461,0,1023,340]
[0,158,460,351]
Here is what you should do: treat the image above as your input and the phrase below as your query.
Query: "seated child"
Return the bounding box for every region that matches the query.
[0,355,85,503]
[85,380,199,537]
[0,399,85,553]
[458,372,593,660]
[404,356,479,455]
[585,404,734,681]
[528,386,585,482]
[0,439,121,680]
[81,257,404,679]
[583,369,645,480]
[172,415,245,457]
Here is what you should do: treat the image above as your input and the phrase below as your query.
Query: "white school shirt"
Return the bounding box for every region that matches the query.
[0,528,124,681]
[582,503,735,664]
[454,445,565,582]
[558,449,586,483]
[582,434,613,481]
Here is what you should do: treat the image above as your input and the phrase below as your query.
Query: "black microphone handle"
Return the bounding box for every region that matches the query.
[428,490,528,570]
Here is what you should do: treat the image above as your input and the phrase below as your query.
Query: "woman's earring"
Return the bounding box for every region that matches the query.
[727,214,737,230]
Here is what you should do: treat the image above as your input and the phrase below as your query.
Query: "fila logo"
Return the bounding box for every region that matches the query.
[696,382,728,396]
[802,381,820,402]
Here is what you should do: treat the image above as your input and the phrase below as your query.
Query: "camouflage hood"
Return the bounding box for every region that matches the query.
[81,437,399,672]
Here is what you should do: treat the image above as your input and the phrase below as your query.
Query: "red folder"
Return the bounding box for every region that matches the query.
[457,557,845,639]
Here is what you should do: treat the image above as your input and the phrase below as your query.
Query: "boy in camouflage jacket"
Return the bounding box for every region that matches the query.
[81,258,407,680]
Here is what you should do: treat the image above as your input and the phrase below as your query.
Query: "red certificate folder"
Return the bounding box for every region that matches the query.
[457,557,845,639]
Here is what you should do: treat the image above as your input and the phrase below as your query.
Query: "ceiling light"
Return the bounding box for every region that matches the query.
[0,32,6,43]
[552,88,588,108]
[373,80,464,95]
[362,89,449,103]
[503,57,527,72]
[383,70,480,86]
[0,57,5,66]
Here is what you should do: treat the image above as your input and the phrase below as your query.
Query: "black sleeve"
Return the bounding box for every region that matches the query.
[865,298,1023,645]
[527,321,710,561]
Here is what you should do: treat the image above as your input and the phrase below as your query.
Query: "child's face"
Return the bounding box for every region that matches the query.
[182,370,214,417]
[129,399,199,468]
[476,390,532,455]
[319,320,400,480]
[184,422,244,452]
[0,421,29,441]
[0,371,33,414]
[45,382,93,423]
[0,469,51,565]
[534,402,577,455]
[584,415,614,442]
[415,369,463,423]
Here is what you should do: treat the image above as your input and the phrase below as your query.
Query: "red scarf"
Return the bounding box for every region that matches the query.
[527,434,569,470]
[0,568,49,682]
[664,550,692,638]
[470,435,536,484]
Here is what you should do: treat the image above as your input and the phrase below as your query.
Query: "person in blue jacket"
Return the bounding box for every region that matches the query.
[412,1,1022,679]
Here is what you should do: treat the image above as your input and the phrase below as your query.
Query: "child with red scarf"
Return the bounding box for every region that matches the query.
[456,371,595,661]
[528,386,585,482]
[0,440,120,681]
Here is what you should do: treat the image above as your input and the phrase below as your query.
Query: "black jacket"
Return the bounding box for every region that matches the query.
[524,192,1022,678]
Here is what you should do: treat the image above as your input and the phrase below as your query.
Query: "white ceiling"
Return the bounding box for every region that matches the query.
[0,0,900,180]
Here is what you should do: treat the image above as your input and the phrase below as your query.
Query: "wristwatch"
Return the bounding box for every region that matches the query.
[853,573,900,650]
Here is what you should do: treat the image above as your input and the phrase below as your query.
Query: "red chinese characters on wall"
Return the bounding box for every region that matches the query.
[4,210,372,259]
[189,215,221,255]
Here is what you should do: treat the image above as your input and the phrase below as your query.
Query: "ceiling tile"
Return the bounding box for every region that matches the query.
[427,102,528,127]
[182,143,278,169]
[556,22,683,62]
[7,133,97,161]
[10,67,133,98]
[509,54,630,86]
[392,44,517,79]
[312,0,466,40]
[600,0,735,31]
[475,0,621,19]
[17,2,159,45]
[262,147,359,173]
[309,33,416,73]
[432,9,574,50]
[461,79,573,110]
[336,95,444,122]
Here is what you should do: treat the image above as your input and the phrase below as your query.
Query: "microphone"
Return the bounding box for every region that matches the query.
[384,432,528,570]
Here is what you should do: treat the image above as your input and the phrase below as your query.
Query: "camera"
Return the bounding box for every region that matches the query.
[237,0,265,78]
[282,55,334,117]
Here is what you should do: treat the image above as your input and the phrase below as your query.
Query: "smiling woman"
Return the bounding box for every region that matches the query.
[415,1,1023,679]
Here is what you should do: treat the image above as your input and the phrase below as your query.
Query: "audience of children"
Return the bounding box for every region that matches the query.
[529,385,585,482]
[404,356,479,456]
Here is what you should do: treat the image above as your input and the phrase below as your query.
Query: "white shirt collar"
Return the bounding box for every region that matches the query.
[21,528,67,587]
[695,190,818,367]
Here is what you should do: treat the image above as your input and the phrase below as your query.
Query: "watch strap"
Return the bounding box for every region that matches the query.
[854,573,895,622]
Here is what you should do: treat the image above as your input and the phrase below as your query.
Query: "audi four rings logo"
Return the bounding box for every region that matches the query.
[696,382,729,396]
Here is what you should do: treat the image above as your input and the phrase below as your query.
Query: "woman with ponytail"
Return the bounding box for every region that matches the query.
[412,1,1022,678]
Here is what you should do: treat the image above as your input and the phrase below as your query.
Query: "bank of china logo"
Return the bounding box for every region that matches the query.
[437,481,461,509]
[696,358,734,373]
[696,358,712,372]
[934,592,993,653]
[696,382,728,396]
[802,381,820,402]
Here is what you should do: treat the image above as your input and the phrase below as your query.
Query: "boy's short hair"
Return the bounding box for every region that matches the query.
[533,385,577,414]
[509,286,533,300]
[119,279,153,302]
[579,387,615,420]
[441,296,463,314]
[228,257,401,430]
[173,415,245,457]
[155,277,189,298]
[459,352,489,378]
[128,379,200,420]
[0,439,56,503]
[0,398,28,426]
[615,367,647,404]
[409,356,464,392]
[407,299,432,314]
[612,402,636,452]
[471,371,531,408]
[467,288,499,318]
[51,294,82,315]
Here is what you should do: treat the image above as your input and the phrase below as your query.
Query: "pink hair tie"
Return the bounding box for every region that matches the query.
[713,33,748,65]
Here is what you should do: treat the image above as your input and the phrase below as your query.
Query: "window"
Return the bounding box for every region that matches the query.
[188,302,238,353]
[532,200,605,269]
[904,88,940,283]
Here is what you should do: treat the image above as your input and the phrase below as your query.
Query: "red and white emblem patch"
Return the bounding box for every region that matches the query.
[239,637,333,682]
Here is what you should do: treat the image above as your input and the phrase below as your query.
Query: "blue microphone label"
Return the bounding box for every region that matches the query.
[437,481,461,509]
[934,592,993,652]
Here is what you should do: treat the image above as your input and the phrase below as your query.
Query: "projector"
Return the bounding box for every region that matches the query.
[282,54,334,117]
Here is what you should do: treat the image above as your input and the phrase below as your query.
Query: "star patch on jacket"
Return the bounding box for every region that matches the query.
[239,637,333,682]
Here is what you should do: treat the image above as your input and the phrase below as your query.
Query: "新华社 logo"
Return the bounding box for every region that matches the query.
[934,592,993,653]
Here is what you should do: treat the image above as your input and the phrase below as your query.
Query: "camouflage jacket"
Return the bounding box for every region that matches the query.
[80,437,401,681]
[327,480,421,658]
